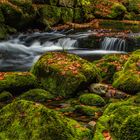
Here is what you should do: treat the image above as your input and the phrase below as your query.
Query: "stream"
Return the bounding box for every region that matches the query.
[0,29,139,71]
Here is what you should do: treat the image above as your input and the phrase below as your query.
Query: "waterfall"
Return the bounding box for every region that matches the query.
[101,37,126,51]
[0,31,127,71]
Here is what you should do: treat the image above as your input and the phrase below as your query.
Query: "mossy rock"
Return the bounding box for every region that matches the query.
[0,3,23,28]
[0,72,37,95]
[108,3,126,19]
[39,5,61,26]
[73,8,84,23]
[0,1,37,30]
[74,105,101,116]
[113,50,140,94]
[0,8,4,23]
[19,89,54,103]
[94,99,140,140]
[94,54,129,83]
[59,0,75,7]
[0,100,92,140]
[0,91,13,102]
[79,94,105,106]
[61,7,73,23]
[119,113,140,140]
[31,52,101,97]
[123,0,140,14]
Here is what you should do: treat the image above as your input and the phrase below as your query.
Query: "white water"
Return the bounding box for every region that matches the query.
[101,37,126,51]
[0,31,126,71]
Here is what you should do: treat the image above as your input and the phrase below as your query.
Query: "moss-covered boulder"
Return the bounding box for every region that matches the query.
[0,0,37,30]
[0,100,92,140]
[74,105,101,116]
[79,94,105,106]
[31,52,101,97]
[108,3,126,19]
[0,91,13,109]
[113,50,140,94]
[0,72,37,94]
[0,91,13,102]
[19,88,54,103]
[39,5,61,26]
[94,54,129,83]
[61,7,73,23]
[94,99,140,140]
[123,0,140,14]
[119,113,140,140]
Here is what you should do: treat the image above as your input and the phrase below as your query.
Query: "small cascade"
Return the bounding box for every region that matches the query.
[101,37,126,51]
[0,31,127,71]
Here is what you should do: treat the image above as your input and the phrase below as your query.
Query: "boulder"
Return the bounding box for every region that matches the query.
[94,54,129,83]
[89,83,130,99]
[19,89,54,103]
[94,99,140,140]
[79,93,105,106]
[31,52,101,97]
[113,50,140,94]
[0,72,37,94]
[0,100,92,140]
[74,105,101,116]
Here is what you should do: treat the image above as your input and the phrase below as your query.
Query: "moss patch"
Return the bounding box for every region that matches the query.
[0,72,37,95]
[0,100,93,140]
[19,88,54,103]
[79,93,105,106]
[31,52,101,97]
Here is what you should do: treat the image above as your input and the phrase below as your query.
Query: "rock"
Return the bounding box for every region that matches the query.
[94,99,140,140]
[74,105,101,116]
[0,91,13,109]
[89,83,129,99]
[31,52,101,97]
[113,50,140,94]
[94,54,129,83]
[119,113,140,140]
[79,93,105,106]
[87,121,96,131]
[19,89,54,103]
[107,3,127,19]
[89,83,108,96]
[61,7,73,23]
[0,72,37,94]
[59,0,75,7]
[0,100,93,140]
[0,1,36,30]
[0,91,13,102]
[38,5,61,26]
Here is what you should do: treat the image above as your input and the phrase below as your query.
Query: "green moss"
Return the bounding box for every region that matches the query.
[108,3,126,19]
[0,8,4,23]
[94,54,129,83]
[61,7,73,23]
[31,52,101,97]
[19,89,54,103]
[119,113,140,140]
[0,3,22,28]
[0,100,93,140]
[94,99,140,139]
[73,8,84,23]
[59,0,74,7]
[0,72,37,95]
[79,94,105,106]
[0,91,13,102]
[39,5,61,26]
[74,105,101,116]
[123,0,140,14]
[113,51,140,94]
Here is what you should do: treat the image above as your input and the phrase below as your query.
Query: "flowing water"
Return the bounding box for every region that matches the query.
[1,30,137,71]
[101,37,126,51]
